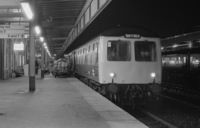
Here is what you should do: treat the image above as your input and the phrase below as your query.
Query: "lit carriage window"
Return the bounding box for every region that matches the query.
[107,40,131,61]
[135,41,157,61]
[162,54,186,67]
[190,53,200,74]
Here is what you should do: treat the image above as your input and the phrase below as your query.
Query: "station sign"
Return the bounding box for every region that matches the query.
[0,25,27,38]
[14,43,24,51]
[0,34,27,39]
[0,29,25,34]
[0,25,26,34]
[0,25,25,30]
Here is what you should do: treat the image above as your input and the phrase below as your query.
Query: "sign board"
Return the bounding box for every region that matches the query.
[0,29,25,34]
[0,0,21,6]
[14,43,24,51]
[0,25,25,30]
[0,25,26,36]
[0,34,27,39]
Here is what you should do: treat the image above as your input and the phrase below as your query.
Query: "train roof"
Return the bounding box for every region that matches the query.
[63,27,159,55]
[162,47,200,55]
[99,27,159,38]
[161,31,200,53]
[161,31,200,46]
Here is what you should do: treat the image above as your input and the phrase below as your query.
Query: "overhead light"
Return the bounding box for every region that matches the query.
[21,2,33,19]
[172,44,177,48]
[35,26,41,35]
[40,37,44,42]
[43,43,47,47]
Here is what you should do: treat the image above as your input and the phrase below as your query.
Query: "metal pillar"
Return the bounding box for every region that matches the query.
[29,0,36,92]
[41,45,44,78]
[45,49,47,68]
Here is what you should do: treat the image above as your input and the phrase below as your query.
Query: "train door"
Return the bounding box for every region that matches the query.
[0,39,3,79]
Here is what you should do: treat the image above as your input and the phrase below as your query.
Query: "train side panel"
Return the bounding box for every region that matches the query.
[74,37,100,83]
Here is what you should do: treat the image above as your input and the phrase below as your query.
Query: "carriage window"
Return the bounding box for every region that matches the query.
[95,43,99,64]
[135,41,157,61]
[190,54,200,74]
[93,43,95,51]
[107,40,131,61]
[88,45,90,52]
[162,54,186,67]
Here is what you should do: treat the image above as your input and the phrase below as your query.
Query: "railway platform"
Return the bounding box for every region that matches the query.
[0,75,148,128]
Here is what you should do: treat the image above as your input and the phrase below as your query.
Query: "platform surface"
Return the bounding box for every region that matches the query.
[0,75,148,128]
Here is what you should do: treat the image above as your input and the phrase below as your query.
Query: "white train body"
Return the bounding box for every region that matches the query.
[71,28,162,105]
[73,36,161,85]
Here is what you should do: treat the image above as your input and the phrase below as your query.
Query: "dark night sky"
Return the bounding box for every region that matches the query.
[101,0,200,38]
[64,0,200,53]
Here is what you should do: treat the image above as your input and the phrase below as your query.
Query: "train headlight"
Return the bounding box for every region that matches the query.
[110,72,116,78]
[151,72,156,78]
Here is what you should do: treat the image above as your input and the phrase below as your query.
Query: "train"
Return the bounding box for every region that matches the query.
[53,58,72,78]
[67,27,162,107]
[161,31,200,91]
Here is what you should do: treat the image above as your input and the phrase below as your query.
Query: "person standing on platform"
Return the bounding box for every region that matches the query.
[35,60,39,75]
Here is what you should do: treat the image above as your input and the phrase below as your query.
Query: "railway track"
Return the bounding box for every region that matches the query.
[79,79,200,128]
[110,100,172,128]
[108,96,178,128]
[106,88,200,128]
[125,96,200,128]
[139,109,178,128]
[162,83,200,106]
[162,83,200,98]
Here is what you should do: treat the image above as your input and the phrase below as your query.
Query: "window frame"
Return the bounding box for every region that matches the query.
[107,40,131,61]
[134,41,157,62]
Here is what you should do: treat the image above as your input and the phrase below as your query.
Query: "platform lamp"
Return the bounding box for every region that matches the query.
[35,26,41,35]
[21,0,33,20]
[40,37,44,42]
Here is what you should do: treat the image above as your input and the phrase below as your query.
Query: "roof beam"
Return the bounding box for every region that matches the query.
[51,16,77,19]
[43,25,75,29]
[51,37,67,41]
[37,9,81,13]
[41,22,75,28]
[0,0,21,6]
[52,46,63,48]
[37,0,85,4]
[0,12,23,18]
[161,31,200,46]
[0,20,30,23]
[0,6,20,9]
[0,18,29,22]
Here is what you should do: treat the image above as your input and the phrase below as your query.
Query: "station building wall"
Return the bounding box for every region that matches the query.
[0,39,27,80]
[0,39,3,79]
